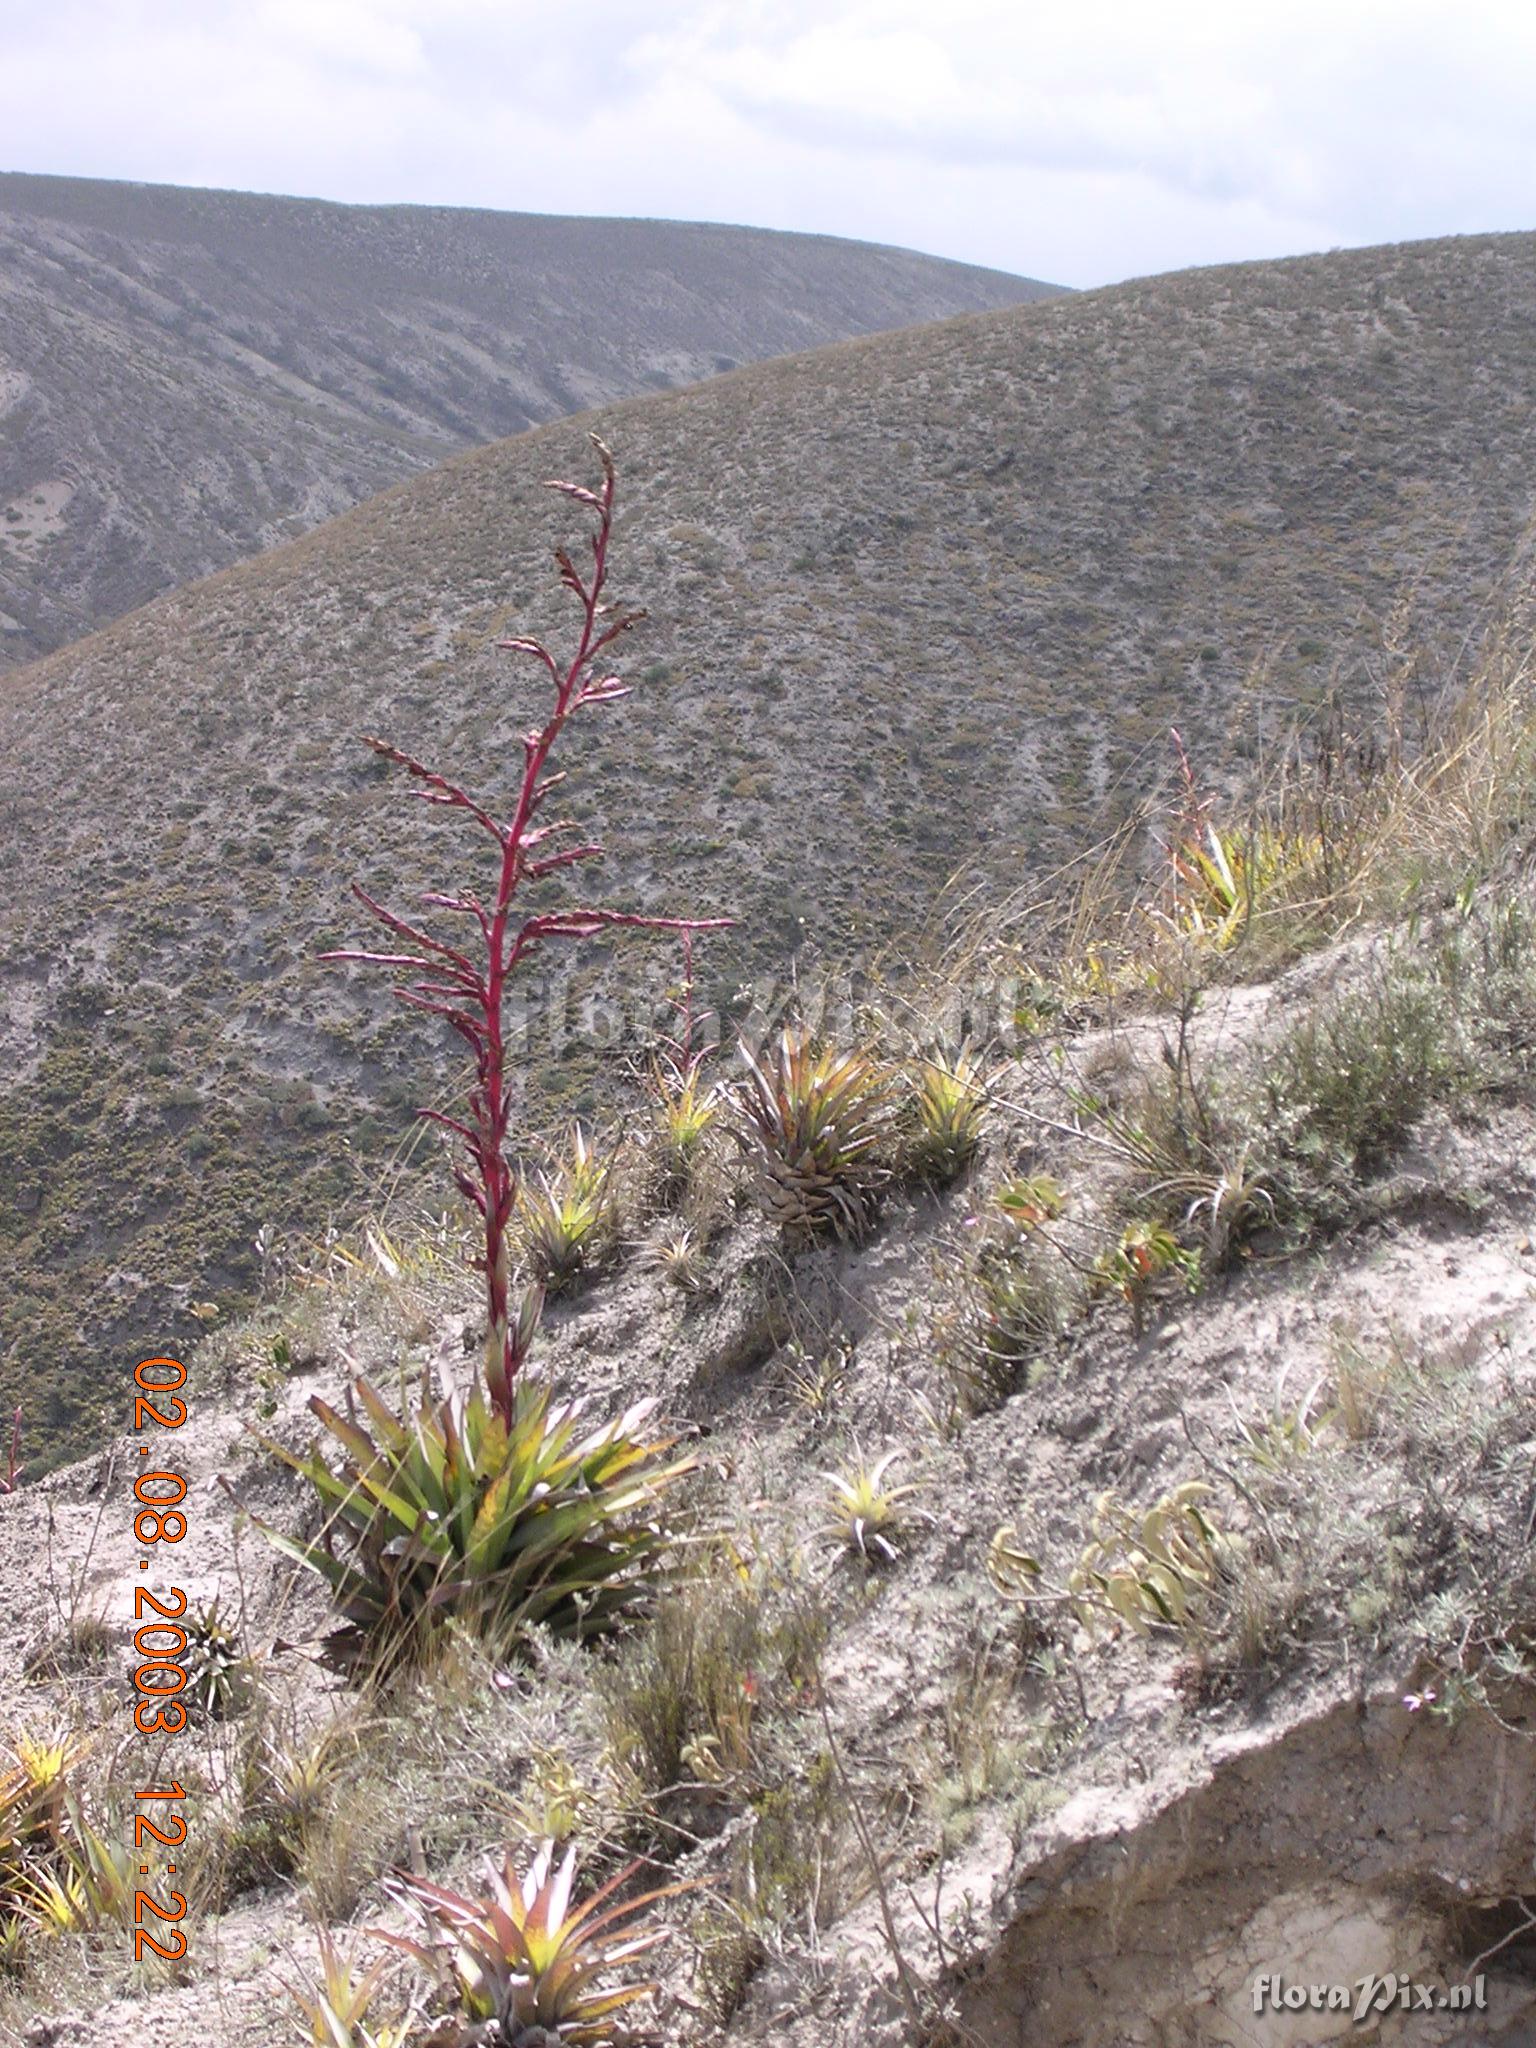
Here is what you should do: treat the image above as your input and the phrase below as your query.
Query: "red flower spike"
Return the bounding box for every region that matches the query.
[327,436,732,1421]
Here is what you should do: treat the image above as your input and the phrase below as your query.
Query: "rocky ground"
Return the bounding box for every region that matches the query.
[5,910,1536,2046]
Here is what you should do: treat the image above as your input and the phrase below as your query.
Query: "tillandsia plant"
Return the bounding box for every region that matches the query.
[517,1123,621,1293]
[377,1839,689,2046]
[821,1449,921,1565]
[1154,728,1321,956]
[646,929,723,1203]
[1,1728,89,1923]
[281,1929,416,2048]
[735,1030,895,1240]
[904,1044,990,1184]
[323,435,730,1422]
[257,1376,697,1670]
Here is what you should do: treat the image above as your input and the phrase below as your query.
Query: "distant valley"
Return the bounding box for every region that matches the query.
[0,172,1059,668]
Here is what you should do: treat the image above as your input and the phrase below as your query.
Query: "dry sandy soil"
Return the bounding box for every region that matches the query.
[5,931,1536,2046]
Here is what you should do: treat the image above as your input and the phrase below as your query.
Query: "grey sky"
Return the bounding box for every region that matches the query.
[3,0,1533,289]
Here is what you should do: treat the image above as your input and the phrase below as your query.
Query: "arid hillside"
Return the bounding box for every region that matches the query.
[6,642,1536,2041]
[4,227,1536,1473]
[0,172,1059,668]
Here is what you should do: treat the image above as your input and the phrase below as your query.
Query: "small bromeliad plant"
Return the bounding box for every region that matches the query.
[903,1044,989,1184]
[264,439,728,1665]
[378,1839,685,2047]
[1,1727,89,1936]
[821,1449,922,1565]
[281,1929,416,2048]
[645,928,724,1204]
[735,1030,894,1241]
[517,1124,621,1294]
[1153,728,1322,957]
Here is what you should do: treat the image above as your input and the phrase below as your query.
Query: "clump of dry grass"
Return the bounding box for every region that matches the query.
[938,638,1536,1033]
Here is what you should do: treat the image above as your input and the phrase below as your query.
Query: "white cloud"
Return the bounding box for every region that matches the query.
[0,0,1533,285]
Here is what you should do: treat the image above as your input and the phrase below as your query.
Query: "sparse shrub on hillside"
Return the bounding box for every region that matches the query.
[0,1409,20,1494]
[989,1482,1231,1642]
[1068,1483,1228,1637]
[1091,1222,1202,1335]
[734,1030,894,1240]
[598,1569,769,1800]
[1260,950,1466,1228]
[940,1178,1070,1414]
[956,1241,1063,1410]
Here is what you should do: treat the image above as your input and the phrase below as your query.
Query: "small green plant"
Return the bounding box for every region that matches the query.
[735,1031,894,1240]
[1092,1221,1200,1333]
[1261,957,1461,1222]
[256,1379,695,1669]
[506,1750,602,1848]
[183,1598,252,1720]
[821,1450,920,1565]
[648,1067,719,1198]
[646,928,723,1203]
[905,1045,988,1183]
[995,1172,1066,1231]
[281,1929,415,2048]
[1069,1483,1226,1637]
[599,1568,768,1798]
[992,1483,1230,1640]
[781,1338,849,1421]
[0,1408,20,1494]
[1180,1144,1275,1267]
[1229,1369,1327,1473]
[14,1816,135,1938]
[517,1124,620,1293]
[1154,731,1322,954]
[377,1840,684,2044]
[1,1727,88,1930]
[642,1223,706,1292]
[958,1239,1062,1411]
[223,1715,369,1891]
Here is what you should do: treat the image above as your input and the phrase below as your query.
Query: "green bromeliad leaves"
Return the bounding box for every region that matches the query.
[255,1377,696,1668]
[377,1838,690,2043]
[735,1030,896,1240]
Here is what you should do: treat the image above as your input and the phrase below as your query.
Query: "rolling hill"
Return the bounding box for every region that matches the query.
[4,227,1536,1471]
[0,172,1060,669]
